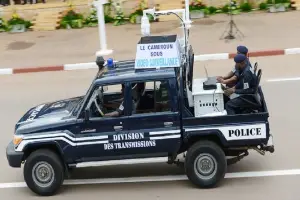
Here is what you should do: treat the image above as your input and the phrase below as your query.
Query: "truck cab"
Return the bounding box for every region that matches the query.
[74,66,183,163]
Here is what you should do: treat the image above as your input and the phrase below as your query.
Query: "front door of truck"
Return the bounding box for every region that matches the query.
[75,82,132,162]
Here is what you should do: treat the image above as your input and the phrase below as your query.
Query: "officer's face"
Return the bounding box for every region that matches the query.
[236,61,246,70]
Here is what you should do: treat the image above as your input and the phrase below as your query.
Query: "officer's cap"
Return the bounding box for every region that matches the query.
[237,45,248,54]
[234,54,247,63]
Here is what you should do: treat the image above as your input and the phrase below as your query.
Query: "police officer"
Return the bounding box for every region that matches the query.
[217,45,252,88]
[223,54,257,115]
[237,45,252,67]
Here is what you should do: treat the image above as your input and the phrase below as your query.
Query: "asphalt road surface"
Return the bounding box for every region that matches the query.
[0,54,300,199]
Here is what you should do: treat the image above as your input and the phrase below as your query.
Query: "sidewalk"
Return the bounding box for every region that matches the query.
[1,10,300,69]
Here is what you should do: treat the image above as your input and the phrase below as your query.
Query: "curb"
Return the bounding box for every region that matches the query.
[2,48,300,75]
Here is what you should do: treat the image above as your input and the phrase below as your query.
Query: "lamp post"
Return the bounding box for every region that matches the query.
[93,0,113,56]
[184,0,192,29]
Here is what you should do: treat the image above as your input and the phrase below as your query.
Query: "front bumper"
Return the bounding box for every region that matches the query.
[6,141,24,168]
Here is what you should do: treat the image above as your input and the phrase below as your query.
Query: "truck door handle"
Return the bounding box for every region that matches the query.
[114,126,123,130]
[164,122,173,126]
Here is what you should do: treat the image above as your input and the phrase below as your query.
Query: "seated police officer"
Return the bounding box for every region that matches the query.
[223,54,257,115]
[104,84,136,117]
[217,45,252,88]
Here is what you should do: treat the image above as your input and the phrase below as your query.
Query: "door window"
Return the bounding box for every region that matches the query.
[128,80,172,115]
[86,83,126,118]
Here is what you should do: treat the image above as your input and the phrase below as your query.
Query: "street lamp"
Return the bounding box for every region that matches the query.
[93,0,113,56]
[184,0,192,29]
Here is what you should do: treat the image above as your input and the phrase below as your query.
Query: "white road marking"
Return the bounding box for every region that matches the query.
[285,48,300,55]
[194,53,229,61]
[64,60,117,70]
[64,62,98,70]
[266,77,300,82]
[1,169,300,189]
[0,68,13,75]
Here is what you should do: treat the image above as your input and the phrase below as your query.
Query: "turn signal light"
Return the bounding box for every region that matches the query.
[13,136,23,146]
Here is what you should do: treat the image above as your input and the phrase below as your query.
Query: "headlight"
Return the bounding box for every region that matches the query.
[13,135,23,146]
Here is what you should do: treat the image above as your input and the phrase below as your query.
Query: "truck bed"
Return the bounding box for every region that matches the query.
[182,86,270,148]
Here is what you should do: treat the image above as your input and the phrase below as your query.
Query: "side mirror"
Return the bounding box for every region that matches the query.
[102,86,108,92]
[84,109,90,121]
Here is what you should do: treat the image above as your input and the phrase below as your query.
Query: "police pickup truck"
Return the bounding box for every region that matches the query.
[6,35,274,196]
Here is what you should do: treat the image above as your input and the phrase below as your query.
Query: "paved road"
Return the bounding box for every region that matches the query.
[0,54,300,198]
[0,176,299,199]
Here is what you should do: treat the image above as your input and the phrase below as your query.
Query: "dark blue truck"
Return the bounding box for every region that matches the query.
[6,49,274,196]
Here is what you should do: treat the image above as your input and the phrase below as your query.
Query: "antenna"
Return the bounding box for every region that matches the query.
[204,64,208,79]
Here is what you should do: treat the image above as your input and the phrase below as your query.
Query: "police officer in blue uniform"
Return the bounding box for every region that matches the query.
[217,45,252,88]
[223,54,257,115]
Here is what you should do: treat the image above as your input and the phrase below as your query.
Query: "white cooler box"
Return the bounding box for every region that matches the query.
[192,78,225,117]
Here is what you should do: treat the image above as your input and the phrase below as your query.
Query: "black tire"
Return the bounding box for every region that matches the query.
[185,140,227,188]
[23,149,65,196]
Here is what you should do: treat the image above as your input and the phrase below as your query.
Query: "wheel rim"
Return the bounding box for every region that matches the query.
[32,161,55,188]
[194,153,217,180]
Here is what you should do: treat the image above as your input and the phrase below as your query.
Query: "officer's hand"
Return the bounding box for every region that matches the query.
[217,77,224,83]
[221,84,226,91]
[224,88,235,96]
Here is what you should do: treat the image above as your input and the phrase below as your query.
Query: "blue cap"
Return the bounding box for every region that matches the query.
[107,58,114,68]
[234,54,247,63]
[237,45,248,54]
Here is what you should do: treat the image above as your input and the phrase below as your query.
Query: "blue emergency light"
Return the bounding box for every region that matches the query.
[107,58,114,69]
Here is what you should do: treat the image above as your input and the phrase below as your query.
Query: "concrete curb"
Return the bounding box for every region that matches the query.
[2,48,300,75]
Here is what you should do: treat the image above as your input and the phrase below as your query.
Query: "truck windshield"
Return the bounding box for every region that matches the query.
[72,98,83,117]
[72,86,105,117]
[71,67,107,117]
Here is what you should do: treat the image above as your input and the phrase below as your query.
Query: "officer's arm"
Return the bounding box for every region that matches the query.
[233,72,242,89]
[235,72,256,94]
[104,102,124,117]
[104,111,120,117]
[227,69,239,83]
[223,69,235,79]
[223,69,239,85]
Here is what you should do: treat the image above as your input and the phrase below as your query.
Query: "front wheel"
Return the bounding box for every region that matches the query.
[23,149,65,196]
[185,140,227,188]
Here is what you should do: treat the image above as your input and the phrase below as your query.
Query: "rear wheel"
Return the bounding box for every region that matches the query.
[185,140,227,188]
[24,149,65,196]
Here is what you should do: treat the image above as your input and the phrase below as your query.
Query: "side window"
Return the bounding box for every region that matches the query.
[103,84,123,95]
[154,81,171,112]
[86,83,125,118]
[102,83,124,115]
[129,80,172,115]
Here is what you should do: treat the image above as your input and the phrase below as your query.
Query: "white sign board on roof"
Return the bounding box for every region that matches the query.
[134,37,181,69]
